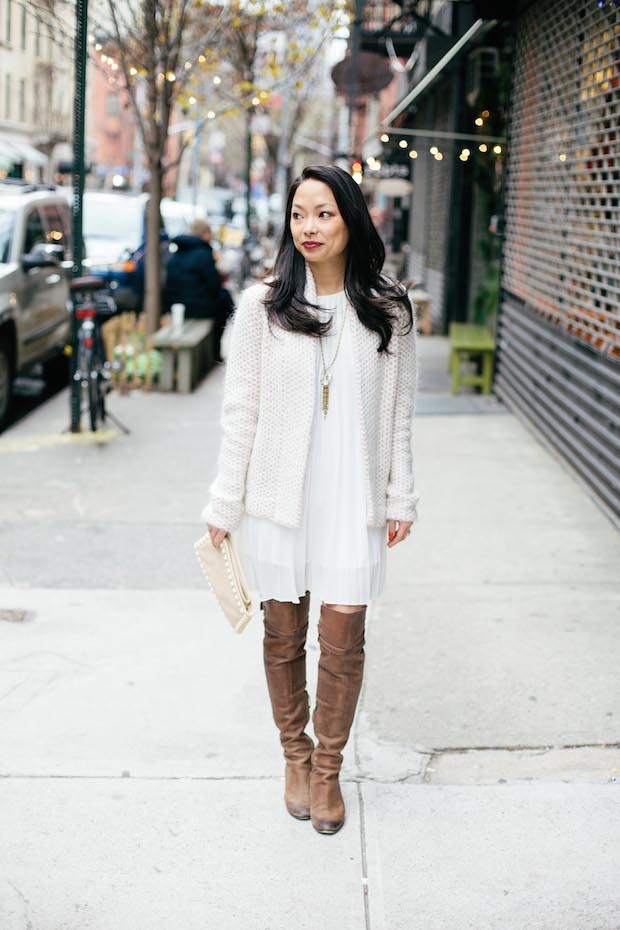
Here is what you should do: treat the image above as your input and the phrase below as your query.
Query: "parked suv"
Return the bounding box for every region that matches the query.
[0,181,73,429]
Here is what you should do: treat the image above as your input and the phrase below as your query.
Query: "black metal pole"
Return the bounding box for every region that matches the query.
[347,0,363,160]
[70,0,88,431]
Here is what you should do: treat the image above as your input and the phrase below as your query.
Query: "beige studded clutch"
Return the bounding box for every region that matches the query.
[193,531,254,633]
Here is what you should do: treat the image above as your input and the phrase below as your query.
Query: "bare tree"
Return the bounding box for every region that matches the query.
[189,0,347,231]
[94,0,347,333]
[97,0,225,334]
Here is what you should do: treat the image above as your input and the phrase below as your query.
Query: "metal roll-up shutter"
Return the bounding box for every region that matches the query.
[496,0,620,518]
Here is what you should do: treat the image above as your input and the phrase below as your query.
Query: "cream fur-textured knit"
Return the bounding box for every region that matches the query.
[202,262,419,532]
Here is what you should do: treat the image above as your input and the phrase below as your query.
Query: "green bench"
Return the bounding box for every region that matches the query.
[449,322,496,395]
[152,319,214,393]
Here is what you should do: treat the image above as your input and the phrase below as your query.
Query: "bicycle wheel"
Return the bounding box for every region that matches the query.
[88,373,100,431]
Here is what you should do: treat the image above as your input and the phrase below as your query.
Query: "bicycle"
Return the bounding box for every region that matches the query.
[70,276,125,433]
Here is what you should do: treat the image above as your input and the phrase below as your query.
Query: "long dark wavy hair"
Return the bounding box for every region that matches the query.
[263,165,413,354]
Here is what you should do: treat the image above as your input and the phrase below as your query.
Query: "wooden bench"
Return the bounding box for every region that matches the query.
[152,319,214,392]
[449,322,496,395]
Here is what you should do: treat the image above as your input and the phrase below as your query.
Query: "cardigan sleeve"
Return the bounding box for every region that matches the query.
[385,304,420,524]
[201,285,264,532]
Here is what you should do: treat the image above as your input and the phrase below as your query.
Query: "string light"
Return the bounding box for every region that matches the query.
[399,139,407,148]
[380,133,389,142]
[479,143,488,152]
[252,96,260,105]
[409,149,418,158]
[493,144,502,155]
[462,148,470,157]
[207,110,215,119]
[434,152,443,160]
[475,117,484,126]
[430,146,438,155]
[189,96,196,105]
[482,109,489,118]
[213,75,222,85]
[559,153,567,161]
[166,71,176,82]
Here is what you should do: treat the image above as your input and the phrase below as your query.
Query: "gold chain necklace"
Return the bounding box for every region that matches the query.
[318,295,348,418]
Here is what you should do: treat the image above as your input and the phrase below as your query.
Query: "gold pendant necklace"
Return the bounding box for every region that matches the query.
[319,299,348,418]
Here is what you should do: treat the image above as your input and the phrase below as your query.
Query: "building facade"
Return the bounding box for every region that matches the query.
[495,0,620,518]
[0,0,73,178]
[351,0,619,517]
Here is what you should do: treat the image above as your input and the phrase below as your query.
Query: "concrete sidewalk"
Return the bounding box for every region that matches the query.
[1,335,619,929]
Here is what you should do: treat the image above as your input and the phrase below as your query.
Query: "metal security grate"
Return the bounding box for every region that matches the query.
[496,299,620,516]
[502,0,620,359]
[497,0,620,519]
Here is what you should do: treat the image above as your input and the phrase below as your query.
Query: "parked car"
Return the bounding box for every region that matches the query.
[79,192,154,311]
[56,190,167,312]
[0,180,74,428]
[80,193,207,312]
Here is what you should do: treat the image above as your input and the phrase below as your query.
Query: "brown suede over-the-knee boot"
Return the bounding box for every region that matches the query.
[310,603,366,834]
[262,592,314,820]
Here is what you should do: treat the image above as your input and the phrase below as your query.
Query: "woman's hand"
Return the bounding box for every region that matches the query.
[208,524,229,548]
[387,518,413,548]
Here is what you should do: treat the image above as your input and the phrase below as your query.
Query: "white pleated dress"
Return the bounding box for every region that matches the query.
[233,290,387,606]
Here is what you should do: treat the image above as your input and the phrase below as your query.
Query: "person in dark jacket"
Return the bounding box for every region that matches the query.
[165,219,233,362]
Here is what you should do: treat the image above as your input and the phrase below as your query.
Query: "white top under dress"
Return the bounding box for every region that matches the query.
[234,290,387,606]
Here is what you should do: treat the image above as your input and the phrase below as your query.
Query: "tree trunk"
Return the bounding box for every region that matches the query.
[144,156,162,337]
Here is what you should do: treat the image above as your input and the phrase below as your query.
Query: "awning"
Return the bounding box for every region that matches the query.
[364,17,498,140]
[3,139,48,166]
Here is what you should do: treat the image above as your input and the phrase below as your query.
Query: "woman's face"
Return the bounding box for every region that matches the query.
[289,179,350,265]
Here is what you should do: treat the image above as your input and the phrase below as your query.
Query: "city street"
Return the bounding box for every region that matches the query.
[1,334,619,929]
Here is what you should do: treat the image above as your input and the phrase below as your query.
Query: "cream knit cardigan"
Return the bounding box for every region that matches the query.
[202,263,419,532]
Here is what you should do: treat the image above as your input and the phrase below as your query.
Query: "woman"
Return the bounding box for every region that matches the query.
[202,165,419,835]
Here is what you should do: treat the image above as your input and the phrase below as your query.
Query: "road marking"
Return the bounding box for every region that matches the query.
[0,429,121,453]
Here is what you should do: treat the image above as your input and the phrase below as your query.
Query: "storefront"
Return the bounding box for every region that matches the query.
[495,0,620,518]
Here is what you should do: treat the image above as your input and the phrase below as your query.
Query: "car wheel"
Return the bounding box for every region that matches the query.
[0,341,13,431]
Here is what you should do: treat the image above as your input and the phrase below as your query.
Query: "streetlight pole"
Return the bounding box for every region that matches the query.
[71,0,88,276]
[347,0,363,159]
[70,0,89,430]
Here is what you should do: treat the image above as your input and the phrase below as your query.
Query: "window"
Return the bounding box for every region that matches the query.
[23,208,47,254]
[42,204,67,251]
[106,92,120,116]
[35,17,40,55]
[20,2,25,49]
[19,78,25,121]
[32,79,38,122]
[6,0,11,45]
[5,73,11,120]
